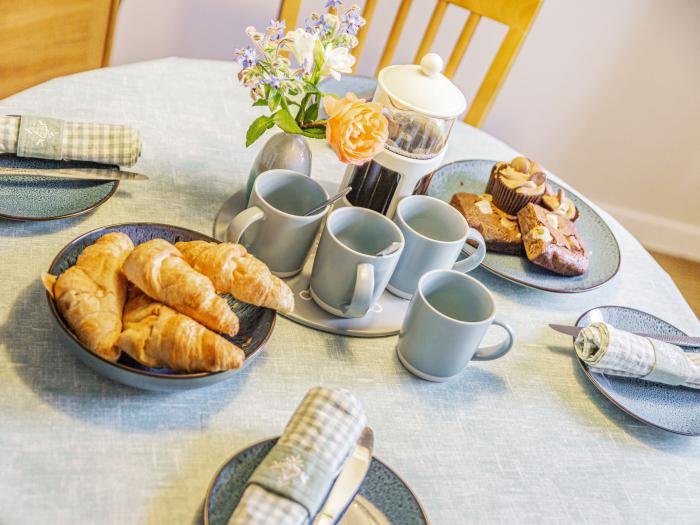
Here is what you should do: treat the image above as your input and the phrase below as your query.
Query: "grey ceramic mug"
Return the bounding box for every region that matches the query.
[310,207,405,318]
[227,169,328,277]
[397,269,514,382]
[388,195,486,299]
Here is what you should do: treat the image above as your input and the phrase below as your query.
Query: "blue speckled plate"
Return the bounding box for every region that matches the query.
[46,223,276,391]
[0,154,119,221]
[576,306,700,435]
[423,159,621,293]
[205,438,429,525]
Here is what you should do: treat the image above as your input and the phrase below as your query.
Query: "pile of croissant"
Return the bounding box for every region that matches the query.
[42,233,294,373]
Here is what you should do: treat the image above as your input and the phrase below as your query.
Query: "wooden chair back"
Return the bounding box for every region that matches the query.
[278,0,543,127]
[0,0,121,99]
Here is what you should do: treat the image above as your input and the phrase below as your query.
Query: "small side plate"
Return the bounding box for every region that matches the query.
[204,437,428,525]
[0,155,118,221]
[575,305,700,435]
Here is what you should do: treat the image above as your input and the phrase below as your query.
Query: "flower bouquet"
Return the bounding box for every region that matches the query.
[235,0,387,165]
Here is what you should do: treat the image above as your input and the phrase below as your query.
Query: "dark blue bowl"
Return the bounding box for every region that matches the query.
[46,223,276,391]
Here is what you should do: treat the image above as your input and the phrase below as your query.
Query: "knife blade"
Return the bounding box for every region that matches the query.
[313,427,374,525]
[0,166,148,181]
[549,324,700,347]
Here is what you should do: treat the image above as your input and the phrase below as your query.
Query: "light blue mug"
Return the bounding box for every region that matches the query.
[227,169,329,277]
[310,207,404,318]
[388,195,486,299]
[397,269,514,382]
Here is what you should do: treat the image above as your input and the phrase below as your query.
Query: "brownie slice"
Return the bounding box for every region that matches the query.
[451,192,523,255]
[517,203,588,276]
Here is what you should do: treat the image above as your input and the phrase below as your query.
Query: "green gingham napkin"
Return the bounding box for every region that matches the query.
[229,387,366,525]
[0,115,141,166]
[575,322,700,389]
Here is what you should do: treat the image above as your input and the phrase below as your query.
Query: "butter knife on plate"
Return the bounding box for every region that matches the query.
[0,166,148,182]
[549,324,700,347]
[314,427,374,525]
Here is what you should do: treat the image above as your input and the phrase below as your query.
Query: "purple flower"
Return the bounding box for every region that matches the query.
[325,0,343,9]
[342,10,363,35]
[235,46,257,68]
[320,14,334,33]
[266,19,286,41]
[264,73,283,89]
[304,16,321,33]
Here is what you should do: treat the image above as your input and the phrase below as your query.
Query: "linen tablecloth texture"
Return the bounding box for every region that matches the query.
[0,115,141,166]
[575,322,700,388]
[229,387,366,525]
[2,59,700,525]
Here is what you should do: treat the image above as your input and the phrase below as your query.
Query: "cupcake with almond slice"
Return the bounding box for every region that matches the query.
[541,184,579,221]
[485,156,547,215]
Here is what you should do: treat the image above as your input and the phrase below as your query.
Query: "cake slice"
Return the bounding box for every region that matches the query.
[517,203,588,276]
[451,192,523,255]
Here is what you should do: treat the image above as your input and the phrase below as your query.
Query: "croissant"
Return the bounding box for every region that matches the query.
[121,239,239,336]
[42,232,134,361]
[117,290,245,372]
[175,241,295,314]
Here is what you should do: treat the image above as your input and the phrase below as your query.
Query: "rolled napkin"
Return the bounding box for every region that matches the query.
[575,322,700,389]
[0,115,141,166]
[229,387,366,525]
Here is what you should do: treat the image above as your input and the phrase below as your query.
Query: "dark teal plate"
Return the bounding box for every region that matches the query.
[576,306,700,435]
[423,159,621,293]
[205,438,429,525]
[46,223,276,391]
[0,155,118,221]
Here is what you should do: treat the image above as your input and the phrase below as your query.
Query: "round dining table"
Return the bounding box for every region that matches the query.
[1,58,699,524]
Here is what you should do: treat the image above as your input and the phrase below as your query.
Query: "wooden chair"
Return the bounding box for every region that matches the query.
[278,0,543,127]
[0,0,121,99]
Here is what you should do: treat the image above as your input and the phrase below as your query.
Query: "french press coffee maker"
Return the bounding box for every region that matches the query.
[339,53,467,218]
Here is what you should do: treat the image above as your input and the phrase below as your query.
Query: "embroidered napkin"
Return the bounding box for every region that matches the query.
[0,115,141,166]
[228,387,366,525]
[575,322,700,389]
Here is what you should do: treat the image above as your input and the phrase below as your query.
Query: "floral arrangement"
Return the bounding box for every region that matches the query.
[234,0,387,165]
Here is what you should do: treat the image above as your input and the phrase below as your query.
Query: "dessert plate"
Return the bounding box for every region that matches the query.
[204,437,429,525]
[422,159,620,293]
[0,155,118,221]
[318,75,377,117]
[46,223,275,391]
[214,190,410,338]
[575,306,700,435]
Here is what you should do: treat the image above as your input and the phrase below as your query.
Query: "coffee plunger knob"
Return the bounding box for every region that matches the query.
[420,53,444,77]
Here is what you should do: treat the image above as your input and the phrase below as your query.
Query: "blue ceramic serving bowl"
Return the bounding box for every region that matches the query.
[204,438,429,525]
[46,223,276,391]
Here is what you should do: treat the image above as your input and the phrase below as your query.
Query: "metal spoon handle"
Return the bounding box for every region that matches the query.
[304,186,352,216]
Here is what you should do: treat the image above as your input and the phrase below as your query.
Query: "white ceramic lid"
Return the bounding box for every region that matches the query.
[377,54,467,119]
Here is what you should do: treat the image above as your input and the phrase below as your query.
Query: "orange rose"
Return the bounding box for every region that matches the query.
[323,93,388,165]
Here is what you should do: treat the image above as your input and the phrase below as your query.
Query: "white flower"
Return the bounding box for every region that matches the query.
[285,28,318,73]
[321,45,355,80]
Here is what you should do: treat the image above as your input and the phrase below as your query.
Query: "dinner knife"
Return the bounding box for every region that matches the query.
[549,324,700,347]
[313,427,374,525]
[0,166,148,181]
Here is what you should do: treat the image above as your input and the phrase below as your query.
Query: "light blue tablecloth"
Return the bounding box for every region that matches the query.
[0,58,698,524]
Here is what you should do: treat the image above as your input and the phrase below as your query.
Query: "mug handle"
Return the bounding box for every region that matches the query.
[227,206,265,243]
[453,229,486,273]
[343,263,374,318]
[472,317,514,361]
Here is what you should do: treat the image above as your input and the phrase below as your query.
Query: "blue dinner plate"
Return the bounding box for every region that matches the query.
[205,438,429,525]
[422,159,621,293]
[318,75,378,118]
[576,306,700,435]
[46,223,276,391]
[0,154,119,221]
